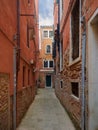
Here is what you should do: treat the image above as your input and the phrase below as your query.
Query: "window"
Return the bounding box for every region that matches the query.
[29,28,35,40]
[28,0,30,4]
[71,0,80,60]
[43,60,54,68]
[44,60,48,68]
[56,0,58,3]
[43,31,48,38]
[49,61,53,67]
[27,24,29,48]
[23,66,26,87]
[28,69,30,85]
[49,31,53,38]
[60,80,63,88]
[46,45,51,54]
[60,39,63,71]
[71,82,79,98]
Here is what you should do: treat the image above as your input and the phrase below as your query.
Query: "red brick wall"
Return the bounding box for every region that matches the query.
[0,73,10,130]
[16,86,34,126]
[54,0,81,129]
[82,0,98,129]
[55,48,82,129]
[54,1,58,30]
[0,0,39,129]
[54,0,98,129]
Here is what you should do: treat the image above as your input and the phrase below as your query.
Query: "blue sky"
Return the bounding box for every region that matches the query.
[39,0,53,26]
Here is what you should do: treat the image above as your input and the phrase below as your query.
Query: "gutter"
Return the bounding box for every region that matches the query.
[17,0,20,72]
[13,48,17,130]
[57,0,60,53]
[13,0,20,130]
[81,14,86,130]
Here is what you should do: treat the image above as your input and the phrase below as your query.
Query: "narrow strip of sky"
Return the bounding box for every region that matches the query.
[39,0,53,26]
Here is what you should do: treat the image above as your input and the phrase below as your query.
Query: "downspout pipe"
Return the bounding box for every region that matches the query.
[17,0,20,49]
[58,0,61,72]
[13,48,17,130]
[81,16,86,130]
[13,0,20,130]
[17,0,20,73]
[57,0,60,53]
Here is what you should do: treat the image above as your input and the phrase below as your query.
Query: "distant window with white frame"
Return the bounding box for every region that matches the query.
[43,30,48,38]
[43,60,54,68]
[46,45,51,54]
[71,0,80,61]
[56,0,58,3]
[71,82,79,98]
[44,60,48,68]
[49,60,53,67]
[49,31,53,38]
[60,80,63,88]
[60,39,63,71]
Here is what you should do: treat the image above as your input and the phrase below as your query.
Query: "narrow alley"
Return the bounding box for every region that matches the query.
[17,88,75,130]
[0,0,98,130]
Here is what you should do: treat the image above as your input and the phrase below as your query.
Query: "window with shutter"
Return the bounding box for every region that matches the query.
[44,60,48,68]
[71,0,80,60]
[46,45,51,54]
[71,82,79,98]
[49,61,53,67]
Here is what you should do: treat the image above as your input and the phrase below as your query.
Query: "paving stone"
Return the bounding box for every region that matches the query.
[17,88,76,130]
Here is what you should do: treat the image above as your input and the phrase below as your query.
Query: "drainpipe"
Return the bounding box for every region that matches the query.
[80,0,87,129]
[58,0,60,71]
[13,48,17,130]
[81,16,86,130]
[17,0,20,72]
[13,0,20,130]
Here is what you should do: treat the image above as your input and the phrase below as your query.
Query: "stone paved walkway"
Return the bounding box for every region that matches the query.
[17,88,76,130]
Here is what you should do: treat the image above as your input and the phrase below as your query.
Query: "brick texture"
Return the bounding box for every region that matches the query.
[0,73,10,130]
[55,47,81,129]
[54,0,98,129]
[0,0,39,129]
[16,86,34,126]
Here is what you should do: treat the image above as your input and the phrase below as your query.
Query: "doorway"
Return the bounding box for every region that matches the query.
[46,75,52,88]
[88,9,98,130]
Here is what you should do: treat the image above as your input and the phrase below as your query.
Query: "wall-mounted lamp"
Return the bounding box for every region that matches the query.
[30,59,34,65]
[13,34,18,41]
[28,0,30,6]
[33,68,37,72]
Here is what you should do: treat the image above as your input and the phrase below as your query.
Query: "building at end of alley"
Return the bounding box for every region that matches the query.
[38,25,54,88]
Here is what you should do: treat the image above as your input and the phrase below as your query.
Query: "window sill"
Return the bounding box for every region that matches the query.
[71,94,80,102]
[45,53,51,55]
[43,37,48,39]
[60,68,64,73]
[69,57,81,67]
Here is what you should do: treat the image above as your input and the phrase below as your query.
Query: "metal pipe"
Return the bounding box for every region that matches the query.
[13,0,20,129]
[13,48,17,130]
[57,0,60,53]
[57,0,61,72]
[17,0,20,72]
[17,0,20,48]
[81,15,86,130]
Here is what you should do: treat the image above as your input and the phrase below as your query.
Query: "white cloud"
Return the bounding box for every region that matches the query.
[39,14,53,26]
[39,0,53,26]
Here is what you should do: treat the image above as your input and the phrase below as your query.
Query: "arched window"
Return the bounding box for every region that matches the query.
[46,45,51,54]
